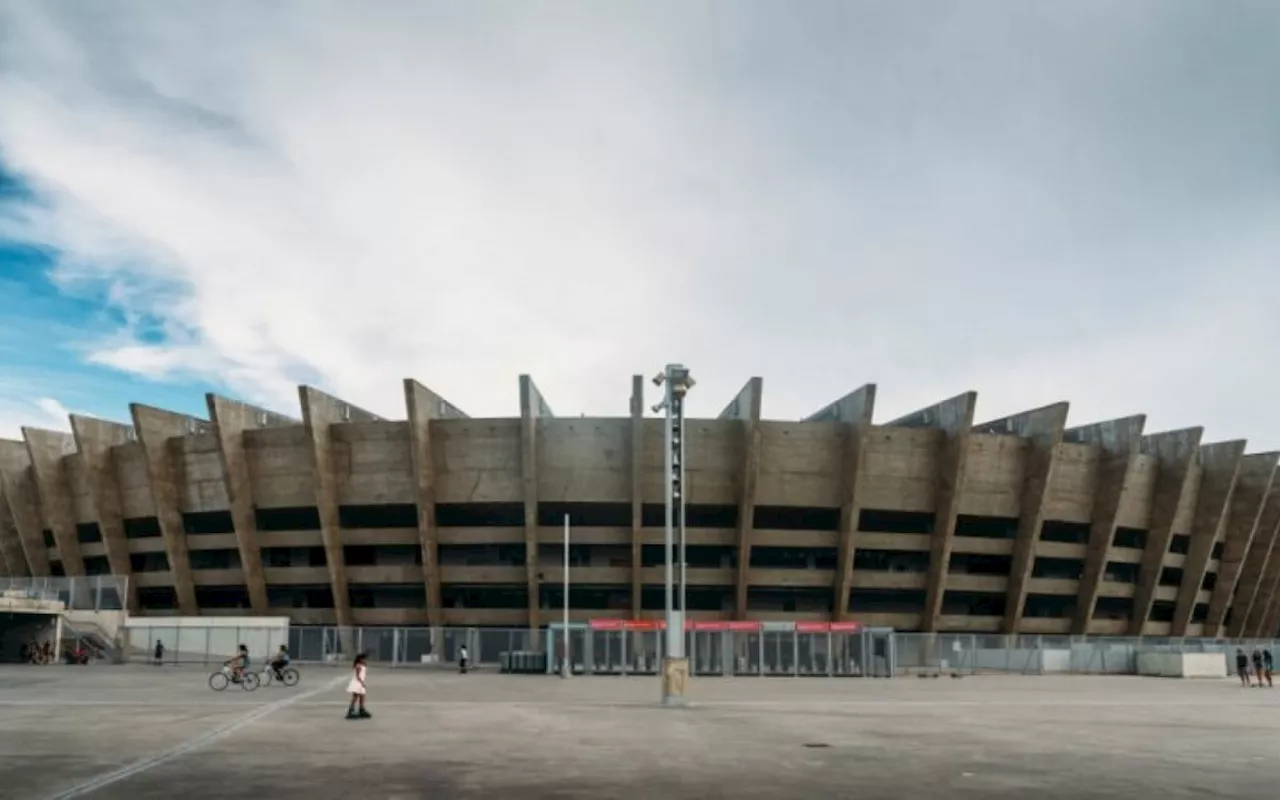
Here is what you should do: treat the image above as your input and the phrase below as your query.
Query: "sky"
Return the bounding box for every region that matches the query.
[0,1,1278,447]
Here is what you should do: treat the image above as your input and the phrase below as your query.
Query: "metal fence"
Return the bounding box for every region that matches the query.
[0,576,128,611]
[120,624,1280,677]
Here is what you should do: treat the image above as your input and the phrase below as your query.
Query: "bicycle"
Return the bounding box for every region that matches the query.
[209,664,260,691]
[259,663,300,687]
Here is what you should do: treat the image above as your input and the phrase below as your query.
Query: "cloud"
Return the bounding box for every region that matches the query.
[0,394,72,440]
[0,1,1278,445]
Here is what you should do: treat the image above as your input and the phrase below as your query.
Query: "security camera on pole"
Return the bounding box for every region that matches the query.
[651,364,694,707]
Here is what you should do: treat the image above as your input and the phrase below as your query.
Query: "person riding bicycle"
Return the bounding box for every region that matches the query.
[270,645,291,681]
[224,644,250,681]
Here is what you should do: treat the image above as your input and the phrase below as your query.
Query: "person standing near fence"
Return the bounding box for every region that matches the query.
[459,644,468,674]
[1252,648,1265,687]
[1261,648,1273,688]
[1236,649,1251,686]
[154,640,164,666]
[346,652,370,720]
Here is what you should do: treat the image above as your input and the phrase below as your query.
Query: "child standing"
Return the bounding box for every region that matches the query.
[346,652,370,720]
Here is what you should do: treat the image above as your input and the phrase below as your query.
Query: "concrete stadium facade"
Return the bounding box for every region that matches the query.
[0,376,1278,639]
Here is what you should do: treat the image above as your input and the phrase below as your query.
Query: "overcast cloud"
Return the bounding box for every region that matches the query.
[0,1,1277,445]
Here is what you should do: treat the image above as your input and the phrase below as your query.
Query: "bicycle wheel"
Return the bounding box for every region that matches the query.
[209,672,228,691]
[282,668,300,687]
[241,672,260,691]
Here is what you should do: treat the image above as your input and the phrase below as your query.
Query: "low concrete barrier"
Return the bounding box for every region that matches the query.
[1136,651,1227,678]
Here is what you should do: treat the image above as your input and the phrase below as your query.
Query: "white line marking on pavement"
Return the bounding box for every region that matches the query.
[43,676,345,800]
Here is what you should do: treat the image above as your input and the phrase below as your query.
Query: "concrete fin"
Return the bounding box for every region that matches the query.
[1066,416,1146,635]
[22,427,84,575]
[298,386,376,425]
[1229,484,1280,637]
[803,384,876,425]
[404,379,469,420]
[1170,439,1248,635]
[205,395,279,615]
[69,414,139,610]
[1062,414,1147,447]
[990,403,1071,633]
[518,376,550,628]
[832,387,879,621]
[1126,427,1205,634]
[519,375,554,419]
[128,403,203,614]
[887,391,978,431]
[730,379,765,617]
[297,387,361,629]
[0,439,47,575]
[719,377,763,421]
[974,402,1070,442]
[403,379,465,626]
[1203,452,1280,634]
[908,393,978,632]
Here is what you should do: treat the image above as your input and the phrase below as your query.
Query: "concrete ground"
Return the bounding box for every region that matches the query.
[2,665,1278,799]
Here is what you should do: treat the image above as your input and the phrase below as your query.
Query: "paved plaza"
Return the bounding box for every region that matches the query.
[1,665,1278,798]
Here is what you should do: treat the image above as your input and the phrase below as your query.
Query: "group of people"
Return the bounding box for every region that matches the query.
[17,640,94,665]
[1235,647,1274,687]
[220,643,294,681]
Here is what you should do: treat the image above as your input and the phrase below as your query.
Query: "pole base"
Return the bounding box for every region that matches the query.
[660,657,690,707]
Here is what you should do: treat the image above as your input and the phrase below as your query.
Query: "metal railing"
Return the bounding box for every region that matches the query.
[0,576,128,611]
[118,624,1279,676]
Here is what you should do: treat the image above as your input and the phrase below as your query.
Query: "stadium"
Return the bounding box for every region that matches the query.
[1,374,1277,641]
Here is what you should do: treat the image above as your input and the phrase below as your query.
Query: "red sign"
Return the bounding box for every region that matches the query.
[795,622,830,633]
[829,621,862,632]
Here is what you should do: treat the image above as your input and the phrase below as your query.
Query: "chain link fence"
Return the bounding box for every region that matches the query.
[117,624,1279,677]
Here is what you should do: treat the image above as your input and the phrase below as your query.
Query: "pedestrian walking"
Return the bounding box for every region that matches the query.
[1263,648,1274,688]
[1252,648,1265,687]
[345,652,370,720]
[154,639,165,666]
[459,644,469,674]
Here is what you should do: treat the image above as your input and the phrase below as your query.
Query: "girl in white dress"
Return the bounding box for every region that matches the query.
[345,652,370,720]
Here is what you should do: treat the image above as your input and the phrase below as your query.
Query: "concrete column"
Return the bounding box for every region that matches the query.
[804,385,876,622]
[629,375,645,620]
[129,404,204,614]
[887,392,978,633]
[404,379,468,628]
[1127,427,1203,635]
[1203,453,1279,635]
[1259,571,1280,638]
[722,377,764,619]
[299,387,379,633]
[1243,517,1280,637]
[1227,488,1280,638]
[1170,440,1247,636]
[208,395,298,615]
[973,403,1070,635]
[519,375,553,630]
[22,427,85,575]
[0,478,30,577]
[69,415,139,610]
[0,440,48,576]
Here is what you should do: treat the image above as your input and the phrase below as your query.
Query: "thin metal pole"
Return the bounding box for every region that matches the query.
[664,372,677,658]
[678,394,687,627]
[562,513,571,678]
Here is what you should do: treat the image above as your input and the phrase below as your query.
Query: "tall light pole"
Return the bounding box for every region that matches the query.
[652,363,694,706]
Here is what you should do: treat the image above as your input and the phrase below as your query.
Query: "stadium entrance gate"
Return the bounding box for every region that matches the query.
[547,620,896,677]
